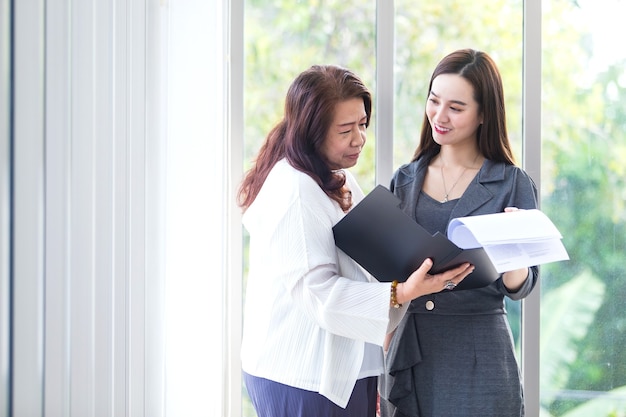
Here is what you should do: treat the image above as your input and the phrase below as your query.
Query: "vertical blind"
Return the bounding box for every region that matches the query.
[5,0,232,415]
[0,0,12,413]
[9,0,167,415]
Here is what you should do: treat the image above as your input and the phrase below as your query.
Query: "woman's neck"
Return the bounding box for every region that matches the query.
[437,146,482,168]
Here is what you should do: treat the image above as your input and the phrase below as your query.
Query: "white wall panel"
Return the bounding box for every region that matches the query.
[144,1,168,416]
[226,0,244,415]
[164,0,228,415]
[10,0,166,415]
[0,0,12,414]
[44,0,72,414]
[12,0,46,415]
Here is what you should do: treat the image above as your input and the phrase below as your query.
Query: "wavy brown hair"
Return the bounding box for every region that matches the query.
[413,49,516,165]
[237,65,372,212]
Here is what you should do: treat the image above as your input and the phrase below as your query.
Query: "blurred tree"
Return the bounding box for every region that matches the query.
[393,0,524,168]
[244,0,377,188]
[540,0,626,414]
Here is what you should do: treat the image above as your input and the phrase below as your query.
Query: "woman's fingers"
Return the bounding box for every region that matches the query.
[401,261,474,303]
[438,262,474,290]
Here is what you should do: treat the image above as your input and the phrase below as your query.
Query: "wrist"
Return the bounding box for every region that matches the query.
[390,280,402,308]
[502,267,529,292]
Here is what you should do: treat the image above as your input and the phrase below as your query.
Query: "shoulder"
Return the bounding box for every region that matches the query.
[391,157,429,191]
[264,159,328,206]
[478,160,536,186]
[245,160,329,227]
[477,160,538,209]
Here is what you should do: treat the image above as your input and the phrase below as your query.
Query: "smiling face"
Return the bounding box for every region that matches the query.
[426,73,483,147]
[319,98,368,170]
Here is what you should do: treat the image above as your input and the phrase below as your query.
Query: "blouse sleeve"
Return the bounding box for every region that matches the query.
[292,264,405,346]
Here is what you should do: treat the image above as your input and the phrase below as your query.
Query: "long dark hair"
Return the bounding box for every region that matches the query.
[238,65,372,212]
[413,49,516,165]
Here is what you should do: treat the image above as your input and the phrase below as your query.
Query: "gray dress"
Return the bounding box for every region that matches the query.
[379,157,539,417]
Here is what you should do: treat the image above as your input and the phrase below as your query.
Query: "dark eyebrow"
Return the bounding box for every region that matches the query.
[337,121,356,128]
[337,115,367,128]
[430,90,468,106]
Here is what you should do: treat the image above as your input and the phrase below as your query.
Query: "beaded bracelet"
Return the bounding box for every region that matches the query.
[390,280,402,308]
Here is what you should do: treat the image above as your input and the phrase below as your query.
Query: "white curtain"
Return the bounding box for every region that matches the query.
[4,0,239,414]
[6,0,238,415]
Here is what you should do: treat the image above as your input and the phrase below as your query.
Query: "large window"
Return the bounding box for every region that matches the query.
[540,0,626,415]
[239,1,626,416]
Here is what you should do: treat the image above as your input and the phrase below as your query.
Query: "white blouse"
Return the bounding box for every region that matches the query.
[241,159,406,408]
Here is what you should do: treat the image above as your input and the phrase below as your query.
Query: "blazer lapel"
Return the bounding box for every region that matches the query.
[449,160,505,221]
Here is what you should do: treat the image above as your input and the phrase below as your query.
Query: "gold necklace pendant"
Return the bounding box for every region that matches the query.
[439,153,479,203]
[440,164,468,203]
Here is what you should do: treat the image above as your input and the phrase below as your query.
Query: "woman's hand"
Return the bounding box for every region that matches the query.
[395,258,474,305]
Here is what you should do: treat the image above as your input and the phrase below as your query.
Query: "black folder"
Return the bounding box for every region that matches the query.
[332,185,499,290]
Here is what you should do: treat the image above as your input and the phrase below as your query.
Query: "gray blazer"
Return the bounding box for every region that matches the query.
[389,156,539,309]
[381,157,540,416]
[391,156,539,222]
[390,155,539,303]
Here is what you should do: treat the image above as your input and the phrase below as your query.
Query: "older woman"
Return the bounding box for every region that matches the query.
[238,65,473,417]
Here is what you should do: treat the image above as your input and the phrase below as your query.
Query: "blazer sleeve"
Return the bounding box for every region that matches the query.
[499,166,540,299]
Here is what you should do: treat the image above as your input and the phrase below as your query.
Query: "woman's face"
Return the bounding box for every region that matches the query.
[319,98,367,170]
[426,73,483,147]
